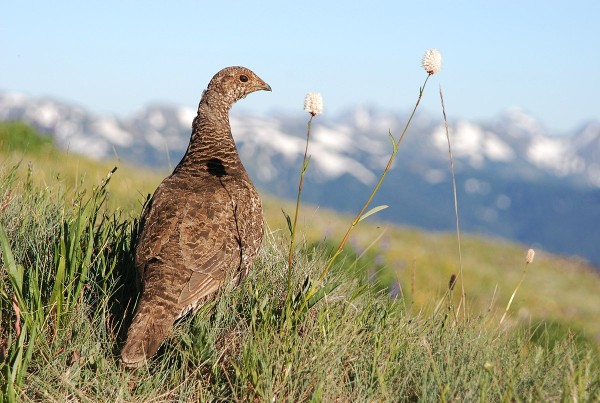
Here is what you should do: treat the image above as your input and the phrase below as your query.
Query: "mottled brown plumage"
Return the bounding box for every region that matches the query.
[121,66,271,367]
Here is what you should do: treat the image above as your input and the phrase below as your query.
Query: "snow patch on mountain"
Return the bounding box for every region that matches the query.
[0,92,27,107]
[483,133,514,162]
[588,164,600,187]
[66,136,111,158]
[232,116,303,158]
[503,107,547,138]
[232,116,376,184]
[148,110,166,129]
[91,118,133,146]
[145,130,167,150]
[353,106,372,131]
[572,123,600,187]
[313,125,354,153]
[431,120,515,167]
[310,143,376,185]
[527,136,566,167]
[177,107,196,128]
[526,136,586,177]
[32,101,62,127]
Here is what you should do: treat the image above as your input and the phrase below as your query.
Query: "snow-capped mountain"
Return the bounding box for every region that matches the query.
[2,92,598,189]
[1,92,599,268]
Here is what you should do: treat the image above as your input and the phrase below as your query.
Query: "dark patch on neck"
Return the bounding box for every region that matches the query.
[207,158,227,177]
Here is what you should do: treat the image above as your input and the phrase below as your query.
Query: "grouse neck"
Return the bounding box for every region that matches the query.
[174,98,243,175]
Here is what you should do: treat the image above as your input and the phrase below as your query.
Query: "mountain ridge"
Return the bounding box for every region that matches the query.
[1,91,599,267]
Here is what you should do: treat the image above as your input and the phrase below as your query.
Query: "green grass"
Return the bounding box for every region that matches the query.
[0,122,54,154]
[0,121,164,213]
[1,122,600,401]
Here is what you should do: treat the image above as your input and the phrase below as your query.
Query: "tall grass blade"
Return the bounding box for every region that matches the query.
[0,224,23,300]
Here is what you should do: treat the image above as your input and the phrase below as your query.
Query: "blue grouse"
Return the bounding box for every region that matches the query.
[121,66,271,367]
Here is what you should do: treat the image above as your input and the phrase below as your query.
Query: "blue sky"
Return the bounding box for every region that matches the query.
[2,1,599,133]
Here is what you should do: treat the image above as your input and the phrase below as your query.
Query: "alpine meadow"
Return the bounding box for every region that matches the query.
[2,54,600,401]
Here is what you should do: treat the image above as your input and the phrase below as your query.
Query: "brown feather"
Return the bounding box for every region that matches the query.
[121,66,270,367]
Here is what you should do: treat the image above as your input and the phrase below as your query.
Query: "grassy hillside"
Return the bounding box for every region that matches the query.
[1,122,599,400]
[0,121,165,213]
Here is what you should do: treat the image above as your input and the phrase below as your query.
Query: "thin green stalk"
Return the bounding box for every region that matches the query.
[311,74,432,292]
[439,86,466,319]
[286,116,313,290]
[500,260,531,325]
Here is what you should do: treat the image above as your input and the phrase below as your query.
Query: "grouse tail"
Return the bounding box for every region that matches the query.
[120,299,176,368]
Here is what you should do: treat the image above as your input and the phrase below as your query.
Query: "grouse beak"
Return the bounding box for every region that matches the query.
[248,82,271,95]
[254,76,271,92]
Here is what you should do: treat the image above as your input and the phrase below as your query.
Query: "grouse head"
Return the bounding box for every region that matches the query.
[203,66,271,111]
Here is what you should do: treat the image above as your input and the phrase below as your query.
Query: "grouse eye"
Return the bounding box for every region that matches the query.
[239,74,249,83]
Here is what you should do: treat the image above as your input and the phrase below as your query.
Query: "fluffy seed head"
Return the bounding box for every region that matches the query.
[304,92,323,116]
[422,49,442,75]
[526,249,535,264]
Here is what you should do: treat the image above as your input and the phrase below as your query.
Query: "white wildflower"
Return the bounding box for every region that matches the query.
[526,249,535,264]
[421,49,442,75]
[304,92,323,116]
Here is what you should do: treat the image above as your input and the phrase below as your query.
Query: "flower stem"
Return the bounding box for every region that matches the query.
[287,116,313,290]
[499,262,530,325]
